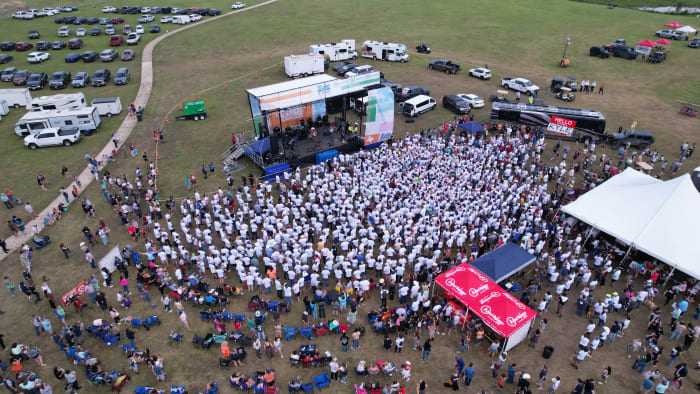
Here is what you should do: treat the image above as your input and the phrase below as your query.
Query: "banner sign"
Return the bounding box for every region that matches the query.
[546,116,577,136]
[258,72,381,111]
[364,87,394,146]
[61,281,88,306]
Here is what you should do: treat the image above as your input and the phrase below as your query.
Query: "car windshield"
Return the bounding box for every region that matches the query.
[17,71,29,77]
[116,72,125,77]
[76,75,85,80]
[455,99,468,106]
[102,50,112,55]
[95,71,104,77]
[29,75,41,81]
[58,129,78,136]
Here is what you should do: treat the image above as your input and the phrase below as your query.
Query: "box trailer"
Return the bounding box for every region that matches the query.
[0,88,33,109]
[30,93,87,112]
[172,15,190,24]
[309,39,357,62]
[15,106,101,137]
[90,97,123,117]
[361,41,409,62]
[284,54,325,78]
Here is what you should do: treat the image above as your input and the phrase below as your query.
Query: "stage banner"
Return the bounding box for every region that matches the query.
[364,87,394,146]
[61,281,88,305]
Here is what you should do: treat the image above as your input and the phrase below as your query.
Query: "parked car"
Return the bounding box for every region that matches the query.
[442,94,470,114]
[428,59,460,74]
[99,18,111,25]
[608,129,655,148]
[90,27,102,36]
[82,51,99,62]
[68,38,83,49]
[100,49,118,62]
[26,72,48,90]
[36,41,51,50]
[138,14,154,23]
[135,25,145,34]
[49,71,71,89]
[655,29,683,40]
[85,17,99,25]
[114,67,130,85]
[102,6,116,13]
[76,28,86,37]
[110,35,123,46]
[15,42,34,51]
[51,41,67,50]
[232,2,246,9]
[1,42,16,51]
[688,37,700,48]
[589,46,610,58]
[92,69,111,86]
[207,9,222,15]
[105,25,115,35]
[12,69,31,85]
[397,85,429,102]
[468,67,492,80]
[58,26,71,37]
[126,33,141,45]
[0,54,13,64]
[150,24,161,33]
[648,51,666,63]
[121,49,135,61]
[400,95,436,117]
[13,11,33,19]
[612,45,637,59]
[1,67,16,82]
[72,71,89,87]
[64,53,81,62]
[189,14,202,21]
[160,16,171,23]
[28,30,40,39]
[111,17,124,24]
[344,65,373,78]
[25,127,82,149]
[456,93,485,108]
[27,52,50,63]
[57,6,77,12]
[122,24,132,34]
[72,17,86,25]
[335,62,358,76]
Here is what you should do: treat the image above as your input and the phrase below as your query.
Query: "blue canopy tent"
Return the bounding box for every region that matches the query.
[247,137,270,155]
[470,242,537,283]
[457,121,485,133]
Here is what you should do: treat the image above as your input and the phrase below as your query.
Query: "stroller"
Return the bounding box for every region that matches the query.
[33,235,51,249]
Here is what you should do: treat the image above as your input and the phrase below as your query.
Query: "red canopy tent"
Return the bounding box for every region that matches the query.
[656,39,671,45]
[664,21,683,28]
[637,40,656,47]
[435,264,537,351]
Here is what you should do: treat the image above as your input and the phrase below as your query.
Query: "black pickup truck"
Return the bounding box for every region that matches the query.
[428,59,460,74]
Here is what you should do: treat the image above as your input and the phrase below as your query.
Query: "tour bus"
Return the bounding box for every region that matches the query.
[490,101,606,143]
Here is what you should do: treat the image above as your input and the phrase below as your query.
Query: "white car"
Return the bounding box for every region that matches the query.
[76,28,86,37]
[160,16,171,23]
[135,25,145,34]
[42,8,59,16]
[24,127,81,149]
[27,52,50,63]
[138,14,154,23]
[232,2,246,9]
[102,6,116,13]
[13,11,33,19]
[126,33,141,45]
[457,94,485,108]
[141,7,152,13]
[188,14,202,21]
[171,7,183,13]
[468,67,491,80]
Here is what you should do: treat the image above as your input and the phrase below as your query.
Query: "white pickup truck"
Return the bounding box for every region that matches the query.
[501,77,539,96]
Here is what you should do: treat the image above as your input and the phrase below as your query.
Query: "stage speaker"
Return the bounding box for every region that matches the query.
[269,134,280,157]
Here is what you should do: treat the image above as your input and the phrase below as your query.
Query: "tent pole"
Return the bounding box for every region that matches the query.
[663,267,675,287]
[621,244,634,263]
[581,227,593,249]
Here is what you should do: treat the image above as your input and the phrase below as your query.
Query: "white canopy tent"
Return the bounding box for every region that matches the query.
[676,25,697,33]
[562,168,700,279]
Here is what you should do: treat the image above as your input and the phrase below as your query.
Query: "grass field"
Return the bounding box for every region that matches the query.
[1,0,700,393]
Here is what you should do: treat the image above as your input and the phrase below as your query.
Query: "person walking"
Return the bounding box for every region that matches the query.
[599,84,604,94]
[421,339,432,362]
[126,327,135,348]
[179,310,190,330]
[351,329,361,350]
[463,362,476,387]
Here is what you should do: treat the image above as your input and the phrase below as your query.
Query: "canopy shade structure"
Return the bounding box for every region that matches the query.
[470,243,537,283]
[655,39,671,45]
[435,264,536,349]
[562,168,700,279]
[664,21,683,28]
[637,40,656,47]
[457,121,485,133]
[676,25,697,33]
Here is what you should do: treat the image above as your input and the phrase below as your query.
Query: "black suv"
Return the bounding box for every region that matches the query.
[82,51,99,62]
[26,72,48,90]
[589,46,609,58]
[335,62,358,76]
[612,45,637,59]
[1,42,16,51]
[92,69,111,86]
[442,94,470,115]
[648,51,666,63]
[28,30,40,39]
[609,130,655,149]
[397,85,429,102]
[49,71,71,89]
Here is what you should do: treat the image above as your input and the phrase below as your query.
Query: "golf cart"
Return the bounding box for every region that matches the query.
[551,76,578,93]
[490,90,510,102]
[565,76,578,91]
[551,77,564,93]
[681,106,698,117]
[416,43,430,54]
[555,87,575,102]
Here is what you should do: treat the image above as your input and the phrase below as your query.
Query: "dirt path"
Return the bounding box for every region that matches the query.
[0,0,279,261]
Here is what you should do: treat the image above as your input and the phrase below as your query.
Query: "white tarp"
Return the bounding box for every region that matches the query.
[676,25,697,33]
[562,168,700,279]
[98,245,121,272]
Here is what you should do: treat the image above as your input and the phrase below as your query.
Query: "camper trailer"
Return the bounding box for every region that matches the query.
[90,97,122,117]
[29,93,87,112]
[309,39,357,61]
[171,15,190,24]
[361,41,409,62]
[284,54,325,78]
[0,88,32,109]
[15,106,101,137]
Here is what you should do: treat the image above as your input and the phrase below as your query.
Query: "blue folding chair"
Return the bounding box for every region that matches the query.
[300,382,314,392]
[284,326,297,341]
[171,385,186,394]
[313,372,330,390]
[298,327,313,340]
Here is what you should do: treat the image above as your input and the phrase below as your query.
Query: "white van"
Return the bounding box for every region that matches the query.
[172,15,191,24]
[15,106,101,136]
[399,95,436,117]
[30,93,86,112]
[91,97,122,117]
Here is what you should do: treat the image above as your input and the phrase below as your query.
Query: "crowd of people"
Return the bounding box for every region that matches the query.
[1,117,698,393]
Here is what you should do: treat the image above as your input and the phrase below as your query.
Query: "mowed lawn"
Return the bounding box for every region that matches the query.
[1,0,700,393]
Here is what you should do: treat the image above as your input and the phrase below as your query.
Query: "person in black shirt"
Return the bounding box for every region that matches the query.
[383,336,392,351]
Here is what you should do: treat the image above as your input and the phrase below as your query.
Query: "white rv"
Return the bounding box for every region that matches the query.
[0,88,32,109]
[309,39,357,62]
[284,54,325,78]
[30,93,87,112]
[15,106,101,137]
[361,41,409,62]
[171,15,191,24]
[91,97,122,117]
